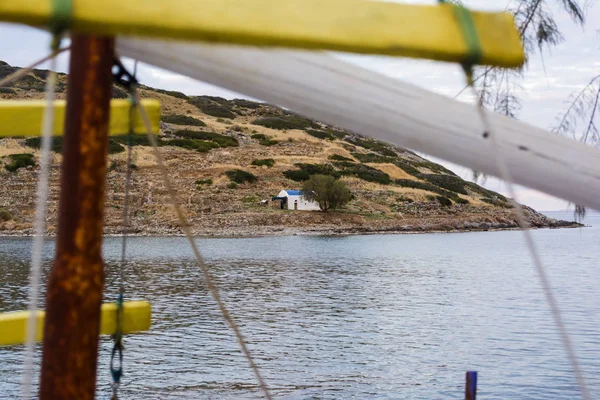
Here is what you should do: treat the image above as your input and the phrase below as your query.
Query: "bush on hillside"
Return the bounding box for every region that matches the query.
[436,196,453,207]
[162,114,206,126]
[302,174,352,212]
[418,174,468,195]
[252,114,319,130]
[25,137,64,153]
[328,154,354,162]
[0,208,13,221]
[188,97,235,118]
[339,163,391,185]
[176,130,238,147]
[395,179,460,200]
[346,137,397,157]
[251,158,275,167]
[112,134,154,147]
[225,169,258,184]
[305,129,338,140]
[465,182,508,202]
[4,153,35,172]
[155,89,188,99]
[108,140,125,154]
[163,138,219,153]
[351,152,394,164]
[251,133,278,146]
[232,99,261,109]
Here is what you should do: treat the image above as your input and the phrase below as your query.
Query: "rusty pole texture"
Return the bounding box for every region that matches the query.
[40,35,115,400]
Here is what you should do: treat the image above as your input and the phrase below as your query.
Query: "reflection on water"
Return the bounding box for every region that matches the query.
[1,213,599,399]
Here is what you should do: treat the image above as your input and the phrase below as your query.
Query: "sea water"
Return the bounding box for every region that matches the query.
[0,211,598,399]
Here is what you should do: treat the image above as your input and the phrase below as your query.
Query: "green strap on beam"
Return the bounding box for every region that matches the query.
[438,0,483,70]
[49,0,72,48]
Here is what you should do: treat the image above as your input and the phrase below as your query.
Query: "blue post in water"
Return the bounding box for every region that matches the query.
[465,371,477,400]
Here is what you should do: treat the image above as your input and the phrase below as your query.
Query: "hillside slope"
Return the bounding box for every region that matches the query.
[0,61,578,236]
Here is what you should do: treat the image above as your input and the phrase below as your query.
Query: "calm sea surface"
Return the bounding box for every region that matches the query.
[1,211,599,399]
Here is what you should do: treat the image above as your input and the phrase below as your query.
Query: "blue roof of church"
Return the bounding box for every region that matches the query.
[285,190,302,195]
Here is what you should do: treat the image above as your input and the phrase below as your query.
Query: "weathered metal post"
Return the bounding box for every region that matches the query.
[465,371,478,400]
[39,35,114,399]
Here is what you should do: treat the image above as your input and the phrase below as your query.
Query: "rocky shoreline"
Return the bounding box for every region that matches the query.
[0,216,583,239]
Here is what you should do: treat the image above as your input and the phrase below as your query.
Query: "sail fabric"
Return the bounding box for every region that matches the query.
[117,38,600,210]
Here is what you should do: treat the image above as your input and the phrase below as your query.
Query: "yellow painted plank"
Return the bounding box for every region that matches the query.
[0,300,151,347]
[0,99,160,137]
[0,1,524,67]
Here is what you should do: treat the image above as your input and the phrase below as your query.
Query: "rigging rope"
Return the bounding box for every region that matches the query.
[133,91,273,400]
[110,60,138,400]
[448,5,592,396]
[20,46,63,400]
[470,91,592,400]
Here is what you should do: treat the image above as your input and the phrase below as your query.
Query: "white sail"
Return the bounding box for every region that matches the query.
[117,38,600,211]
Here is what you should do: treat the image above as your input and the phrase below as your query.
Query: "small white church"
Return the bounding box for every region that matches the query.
[273,190,321,211]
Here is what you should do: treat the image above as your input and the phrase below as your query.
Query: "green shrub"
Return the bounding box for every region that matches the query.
[162,138,219,152]
[455,197,470,205]
[225,169,258,184]
[232,99,261,109]
[112,134,154,147]
[412,160,458,176]
[162,114,206,126]
[24,137,64,153]
[107,140,125,154]
[346,137,397,157]
[203,95,229,104]
[188,97,235,118]
[175,129,238,147]
[351,152,394,164]
[283,163,339,182]
[252,115,318,130]
[0,208,13,221]
[418,174,468,195]
[305,129,336,140]
[465,182,508,202]
[251,134,278,146]
[283,170,311,181]
[0,87,16,94]
[4,153,35,172]
[339,163,391,184]
[242,195,259,203]
[481,197,513,208]
[302,174,352,212]
[155,89,188,99]
[395,179,460,200]
[195,178,213,186]
[393,160,421,176]
[328,154,354,162]
[227,182,238,189]
[436,196,453,207]
[252,158,275,167]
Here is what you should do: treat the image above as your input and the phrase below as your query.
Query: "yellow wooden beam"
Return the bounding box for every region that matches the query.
[0,300,151,347]
[0,99,160,137]
[0,0,524,68]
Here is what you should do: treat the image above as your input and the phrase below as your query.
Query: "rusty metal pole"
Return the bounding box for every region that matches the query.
[39,35,114,400]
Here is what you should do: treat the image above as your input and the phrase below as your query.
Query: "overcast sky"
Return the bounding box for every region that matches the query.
[0,0,598,211]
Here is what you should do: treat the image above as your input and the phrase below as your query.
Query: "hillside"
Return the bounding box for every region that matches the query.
[0,61,579,236]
